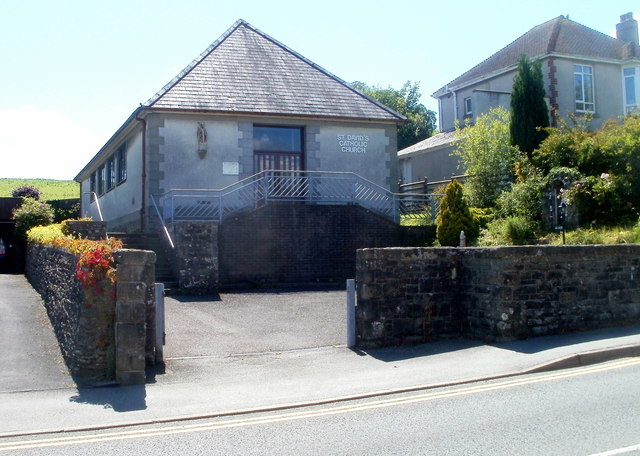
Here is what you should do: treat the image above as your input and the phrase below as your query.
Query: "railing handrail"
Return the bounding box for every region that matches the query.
[83,191,104,221]
[157,170,435,224]
[160,170,390,198]
[149,194,175,249]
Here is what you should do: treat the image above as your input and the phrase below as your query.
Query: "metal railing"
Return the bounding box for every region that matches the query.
[82,192,104,221]
[157,170,436,225]
[399,174,470,195]
[150,194,175,249]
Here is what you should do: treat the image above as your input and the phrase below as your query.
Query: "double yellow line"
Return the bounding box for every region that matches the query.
[2,357,640,452]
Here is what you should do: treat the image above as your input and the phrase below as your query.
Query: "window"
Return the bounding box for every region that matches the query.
[97,165,105,196]
[89,173,96,194]
[253,126,304,171]
[574,64,595,112]
[624,67,637,112]
[106,156,116,191]
[464,97,472,116]
[116,145,127,183]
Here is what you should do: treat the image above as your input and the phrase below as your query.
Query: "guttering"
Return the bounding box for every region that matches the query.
[449,85,458,124]
[136,112,147,232]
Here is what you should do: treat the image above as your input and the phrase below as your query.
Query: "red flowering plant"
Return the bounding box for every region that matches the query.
[75,238,123,307]
[27,223,123,307]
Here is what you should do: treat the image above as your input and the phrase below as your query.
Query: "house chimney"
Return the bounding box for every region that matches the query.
[617,12,639,45]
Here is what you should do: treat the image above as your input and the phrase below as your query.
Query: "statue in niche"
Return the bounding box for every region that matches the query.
[197,122,208,159]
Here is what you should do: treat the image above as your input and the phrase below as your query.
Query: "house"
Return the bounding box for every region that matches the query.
[399,13,640,184]
[74,19,420,290]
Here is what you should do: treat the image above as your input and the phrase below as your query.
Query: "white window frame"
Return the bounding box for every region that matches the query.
[623,67,639,113]
[574,64,595,113]
[464,97,472,117]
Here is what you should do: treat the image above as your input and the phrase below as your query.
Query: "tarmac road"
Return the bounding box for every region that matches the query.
[0,274,73,392]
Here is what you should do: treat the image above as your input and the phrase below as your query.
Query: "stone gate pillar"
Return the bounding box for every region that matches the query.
[114,249,156,385]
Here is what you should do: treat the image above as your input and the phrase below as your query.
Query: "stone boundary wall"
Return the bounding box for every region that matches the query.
[356,245,640,347]
[26,242,156,385]
[65,220,107,240]
[172,221,219,294]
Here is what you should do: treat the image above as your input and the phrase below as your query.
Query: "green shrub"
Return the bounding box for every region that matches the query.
[478,216,538,246]
[568,174,637,226]
[27,224,65,244]
[470,207,495,230]
[497,173,544,223]
[13,198,55,241]
[436,179,479,246]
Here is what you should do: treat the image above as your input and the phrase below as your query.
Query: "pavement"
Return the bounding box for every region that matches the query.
[1,274,640,437]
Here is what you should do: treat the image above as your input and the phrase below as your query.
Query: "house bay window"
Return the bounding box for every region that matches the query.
[574,64,595,113]
[624,67,638,113]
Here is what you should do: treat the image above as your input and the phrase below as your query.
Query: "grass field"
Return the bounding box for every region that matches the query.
[0,178,79,200]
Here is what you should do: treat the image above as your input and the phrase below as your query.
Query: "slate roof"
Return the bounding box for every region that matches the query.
[397,131,457,158]
[145,19,404,122]
[433,15,632,97]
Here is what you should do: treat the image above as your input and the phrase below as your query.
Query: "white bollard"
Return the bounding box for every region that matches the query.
[155,283,165,363]
[346,279,356,348]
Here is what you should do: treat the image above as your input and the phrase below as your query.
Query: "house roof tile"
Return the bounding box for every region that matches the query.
[146,20,404,122]
[398,131,458,157]
[434,16,630,96]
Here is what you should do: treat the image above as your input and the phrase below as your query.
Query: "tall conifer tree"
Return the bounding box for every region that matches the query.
[510,55,550,158]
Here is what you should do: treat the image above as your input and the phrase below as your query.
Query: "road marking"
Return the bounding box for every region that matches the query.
[1,357,639,452]
[587,443,640,455]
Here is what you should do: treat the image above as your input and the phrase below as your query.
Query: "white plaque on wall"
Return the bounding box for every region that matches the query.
[223,162,239,175]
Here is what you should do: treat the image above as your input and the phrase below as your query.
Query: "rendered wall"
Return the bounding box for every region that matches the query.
[80,129,144,232]
[553,58,623,129]
[154,114,398,195]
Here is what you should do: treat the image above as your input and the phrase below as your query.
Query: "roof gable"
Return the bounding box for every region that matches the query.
[146,20,404,122]
[434,16,629,96]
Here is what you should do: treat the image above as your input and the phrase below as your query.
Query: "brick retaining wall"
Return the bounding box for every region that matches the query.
[219,204,421,287]
[356,245,640,347]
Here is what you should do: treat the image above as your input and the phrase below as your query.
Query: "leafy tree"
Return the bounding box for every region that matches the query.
[436,179,478,246]
[454,107,519,208]
[352,81,437,150]
[510,55,549,158]
[13,198,54,241]
[11,185,42,200]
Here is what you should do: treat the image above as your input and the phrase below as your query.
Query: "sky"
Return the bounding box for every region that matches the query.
[1,0,637,180]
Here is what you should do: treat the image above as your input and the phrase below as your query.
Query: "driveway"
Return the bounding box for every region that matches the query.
[164,288,347,358]
[0,274,73,392]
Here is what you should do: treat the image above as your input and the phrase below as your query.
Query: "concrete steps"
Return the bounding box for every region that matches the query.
[108,232,178,289]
